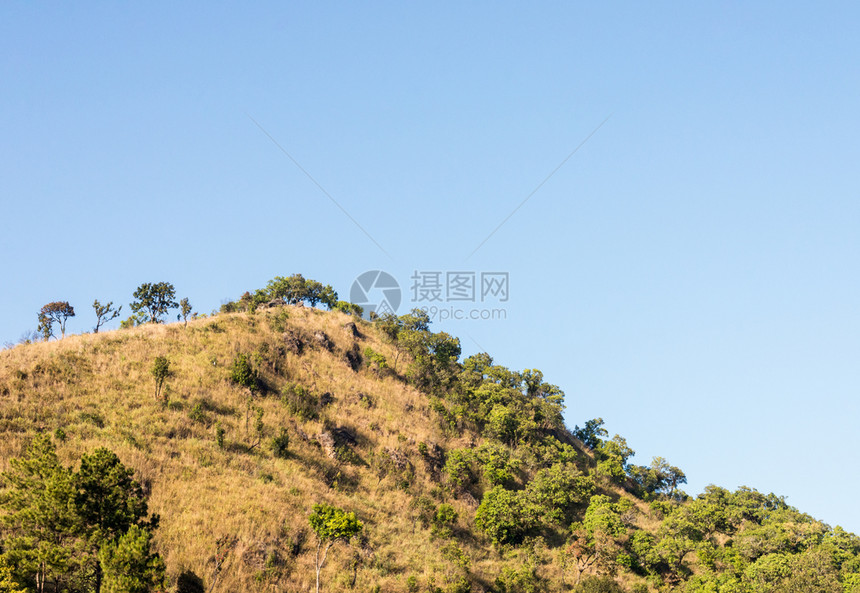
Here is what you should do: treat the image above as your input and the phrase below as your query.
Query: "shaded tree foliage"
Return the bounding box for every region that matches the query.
[0,436,162,593]
[573,418,608,450]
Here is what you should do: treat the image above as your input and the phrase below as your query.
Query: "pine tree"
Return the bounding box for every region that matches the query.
[98,525,166,593]
[0,435,78,593]
[74,448,153,593]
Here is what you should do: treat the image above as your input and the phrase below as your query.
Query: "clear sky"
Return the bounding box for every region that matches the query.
[2,3,858,532]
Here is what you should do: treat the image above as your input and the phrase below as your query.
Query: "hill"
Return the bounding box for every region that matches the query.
[1,293,859,593]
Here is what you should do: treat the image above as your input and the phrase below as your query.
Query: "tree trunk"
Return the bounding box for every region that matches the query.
[316,541,321,593]
[315,541,332,593]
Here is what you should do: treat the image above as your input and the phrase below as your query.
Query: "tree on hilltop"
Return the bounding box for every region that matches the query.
[178,298,192,327]
[37,301,75,340]
[266,274,338,309]
[93,300,122,333]
[130,282,177,324]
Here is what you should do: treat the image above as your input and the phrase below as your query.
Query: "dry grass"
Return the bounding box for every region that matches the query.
[0,307,520,592]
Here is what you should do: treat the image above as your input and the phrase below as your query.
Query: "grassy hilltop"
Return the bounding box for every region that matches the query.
[1,290,859,593]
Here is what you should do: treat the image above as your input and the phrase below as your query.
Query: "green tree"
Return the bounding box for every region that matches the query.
[431,503,458,539]
[150,357,170,401]
[271,428,289,458]
[266,274,338,309]
[178,297,192,327]
[568,495,631,582]
[308,503,363,593]
[334,301,364,316]
[475,486,531,546]
[595,435,635,483]
[0,439,162,593]
[650,457,687,498]
[37,301,75,340]
[0,435,78,593]
[229,353,258,391]
[130,282,177,324]
[75,448,154,593]
[0,557,26,593]
[574,418,608,450]
[93,300,122,334]
[526,462,595,526]
[363,347,388,378]
[98,525,166,593]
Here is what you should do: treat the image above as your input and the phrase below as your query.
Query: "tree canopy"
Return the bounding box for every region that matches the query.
[37,301,75,340]
[130,282,178,324]
[0,436,163,593]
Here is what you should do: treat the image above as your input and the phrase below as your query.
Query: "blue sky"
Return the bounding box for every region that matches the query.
[2,3,859,531]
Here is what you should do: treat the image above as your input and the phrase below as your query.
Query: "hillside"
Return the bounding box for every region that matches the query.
[1,296,859,593]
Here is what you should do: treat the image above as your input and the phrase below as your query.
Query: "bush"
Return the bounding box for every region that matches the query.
[335,301,364,316]
[229,354,258,391]
[151,356,170,400]
[432,503,459,538]
[475,486,531,546]
[406,575,419,593]
[364,347,388,377]
[215,423,225,449]
[272,429,290,459]
[189,403,207,424]
[495,564,540,593]
[444,449,477,490]
[281,382,318,420]
[573,576,625,593]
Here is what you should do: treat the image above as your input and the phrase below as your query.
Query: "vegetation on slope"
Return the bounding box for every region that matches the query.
[0,275,858,593]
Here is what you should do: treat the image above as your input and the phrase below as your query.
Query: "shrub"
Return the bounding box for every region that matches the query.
[495,564,540,593]
[406,575,419,593]
[281,383,318,420]
[268,308,291,333]
[475,486,531,546]
[410,495,436,528]
[272,429,290,459]
[363,347,388,378]
[189,403,206,424]
[335,301,364,316]
[220,300,240,314]
[572,576,625,593]
[229,354,258,391]
[151,356,170,401]
[445,576,471,593]
[215,423,225,449]
[432,503,458,538]
[120,312,147,329]
[443,449,477,490]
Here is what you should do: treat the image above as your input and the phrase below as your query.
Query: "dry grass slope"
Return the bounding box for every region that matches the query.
[0,307,541,592]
